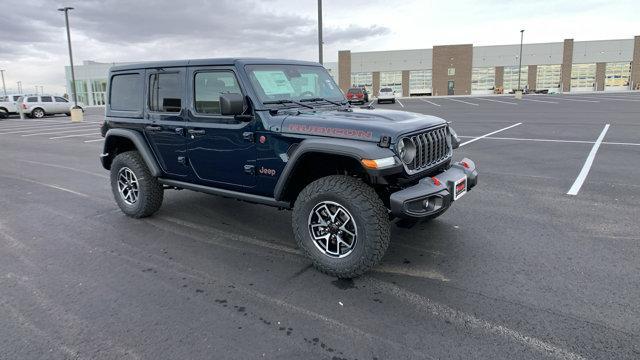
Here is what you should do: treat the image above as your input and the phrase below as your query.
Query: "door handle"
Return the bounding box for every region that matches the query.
[187,129,206,135]
[145,125,162,132]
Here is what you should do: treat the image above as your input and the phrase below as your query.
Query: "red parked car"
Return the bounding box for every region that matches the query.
[346,87,368,104]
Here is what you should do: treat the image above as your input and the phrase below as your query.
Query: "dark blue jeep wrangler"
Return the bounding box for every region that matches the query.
[100,58,477,278]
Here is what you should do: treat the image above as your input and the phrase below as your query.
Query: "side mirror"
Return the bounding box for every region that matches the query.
[449,127,461,149]
[220,93,245,116]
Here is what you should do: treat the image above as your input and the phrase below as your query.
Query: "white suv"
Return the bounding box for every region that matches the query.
[377,87,396,104]
[18,95,84,118]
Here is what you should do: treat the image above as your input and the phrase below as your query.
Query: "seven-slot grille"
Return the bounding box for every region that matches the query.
[405,126,451,171]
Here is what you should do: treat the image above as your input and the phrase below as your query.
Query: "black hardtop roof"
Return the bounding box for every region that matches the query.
[109,58,322,72]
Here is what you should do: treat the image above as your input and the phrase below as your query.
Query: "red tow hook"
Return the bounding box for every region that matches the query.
[431,177,441,186]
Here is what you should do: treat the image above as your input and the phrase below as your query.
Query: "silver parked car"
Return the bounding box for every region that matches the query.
[17,95,84,118]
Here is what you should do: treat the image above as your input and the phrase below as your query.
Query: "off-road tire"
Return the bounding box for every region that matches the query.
[32,108,45,118]
[391,99,396,104]
[110,151,163,218]
[292,175,390,278]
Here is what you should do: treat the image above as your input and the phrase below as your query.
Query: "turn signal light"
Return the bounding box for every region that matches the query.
[361,157,396,170]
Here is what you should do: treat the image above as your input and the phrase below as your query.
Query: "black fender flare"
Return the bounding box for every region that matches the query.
[273,138,399,201]
[101,128,162,177]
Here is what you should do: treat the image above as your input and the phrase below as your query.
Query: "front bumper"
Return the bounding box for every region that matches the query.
[389,158,478,219]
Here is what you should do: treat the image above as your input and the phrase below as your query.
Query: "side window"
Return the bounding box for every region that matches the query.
[110,73,142,111]
[12,95,21,101]
[194,71,241,115]
[27,97,38,102]
[149,72,182,112]
[41,96,52,102]
[55,97,68,103]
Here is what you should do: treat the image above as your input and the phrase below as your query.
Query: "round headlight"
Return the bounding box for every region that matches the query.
[397,137,416,164]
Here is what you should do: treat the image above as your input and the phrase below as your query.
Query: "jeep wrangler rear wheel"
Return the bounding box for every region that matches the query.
[110,151,164,218]
[293,175,390,278]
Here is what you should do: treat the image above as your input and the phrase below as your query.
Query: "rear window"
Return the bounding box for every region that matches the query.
[347,88,362,94]
[380,88,392,92]
[110,73,143,111]
[41,96,52,102]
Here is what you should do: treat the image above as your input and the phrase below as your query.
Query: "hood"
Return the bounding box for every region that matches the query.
[280,108,447,143]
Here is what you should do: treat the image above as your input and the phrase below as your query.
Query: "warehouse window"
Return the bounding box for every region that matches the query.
[409,70,432,95]
[503,66,528,92]
[380,71,402,96]
[571,63,596,90]
[536,65,561,91]
[605,62,631,88]
[471,67,495,91]
[350,72,372,92]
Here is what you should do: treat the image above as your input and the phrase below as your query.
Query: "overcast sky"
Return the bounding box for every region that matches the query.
[0,0,637,95]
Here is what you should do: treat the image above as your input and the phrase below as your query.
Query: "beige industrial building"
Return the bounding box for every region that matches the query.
[334,36,640,97]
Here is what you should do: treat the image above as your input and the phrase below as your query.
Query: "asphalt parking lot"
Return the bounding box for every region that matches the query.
[1,92,639,359]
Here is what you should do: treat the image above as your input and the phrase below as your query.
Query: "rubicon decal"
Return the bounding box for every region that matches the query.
[287,124,373,139]
[258,166,277,176]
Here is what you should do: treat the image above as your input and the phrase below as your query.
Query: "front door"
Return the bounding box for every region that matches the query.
[144,68,189,178]
[447,81,455,95]
[185,67,257,189]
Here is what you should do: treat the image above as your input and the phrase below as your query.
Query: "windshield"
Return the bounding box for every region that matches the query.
[246,64,345,104]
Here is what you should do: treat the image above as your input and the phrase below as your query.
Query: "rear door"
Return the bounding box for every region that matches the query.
[144,68,189,178]
[185,66,257,189]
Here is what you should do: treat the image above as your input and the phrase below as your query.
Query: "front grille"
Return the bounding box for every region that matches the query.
[405,126,451,172]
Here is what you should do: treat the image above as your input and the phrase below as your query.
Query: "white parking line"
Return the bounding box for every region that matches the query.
[569,96,640,102]
[368,100,375,106]
[447,98,479,106]
[459,123,522,147]
[419,98,441,106]
[83,138,105,143]
[396,99,404,108]
[457,135,640,147]
[556,97,599,103]
[0,123,95,135]
[474,97,517,105]
[567,124,610,196]
[520,98,559,104]
[21,127,100,137]
[49,132,101,140]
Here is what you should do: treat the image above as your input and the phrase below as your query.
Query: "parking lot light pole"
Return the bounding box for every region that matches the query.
[58,7,78,109]
[317,0,323,65]
[17,81,22,93]
[0,70,7,97]
[517,29,524,92]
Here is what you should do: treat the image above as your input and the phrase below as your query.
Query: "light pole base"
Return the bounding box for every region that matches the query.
[514,90,523,99]
[70,108,83,122]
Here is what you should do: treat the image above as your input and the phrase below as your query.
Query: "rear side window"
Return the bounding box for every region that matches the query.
[55,97,68,103]
[41,96,52,102]
[149,72,182,112]
[194,71,241,115]
[27,97,38,102]
[110,73,142,111]
[12,95,21,101]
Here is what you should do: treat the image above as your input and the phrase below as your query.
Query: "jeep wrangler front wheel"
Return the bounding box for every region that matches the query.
[292,175,390,278]
[110,151,164,218]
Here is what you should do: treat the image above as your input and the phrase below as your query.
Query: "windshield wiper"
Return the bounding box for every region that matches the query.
[299,97,346,106]
[263,99,314,109]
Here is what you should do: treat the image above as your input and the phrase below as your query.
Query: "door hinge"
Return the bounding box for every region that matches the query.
[244,164,255,175]
[177,156,186,165]
[243,132,254,142]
